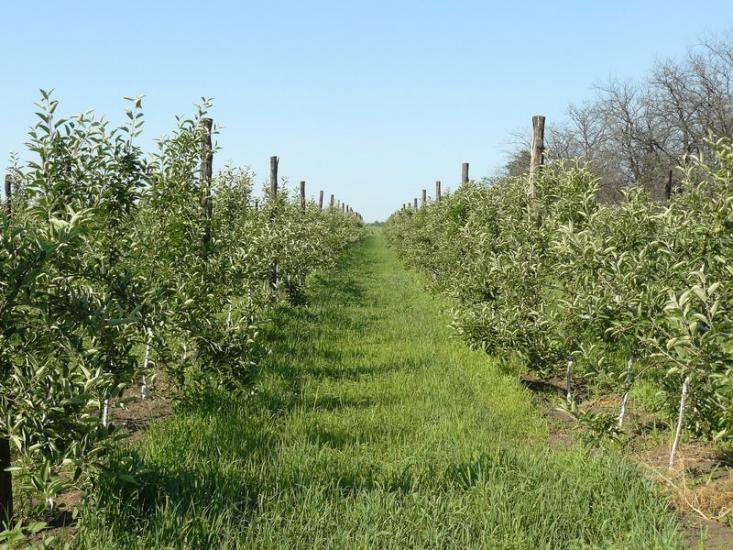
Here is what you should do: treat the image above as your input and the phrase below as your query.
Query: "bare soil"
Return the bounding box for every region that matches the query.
[29,384,174,546]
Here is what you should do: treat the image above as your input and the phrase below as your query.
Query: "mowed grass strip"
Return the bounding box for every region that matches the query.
[77,230,682,549]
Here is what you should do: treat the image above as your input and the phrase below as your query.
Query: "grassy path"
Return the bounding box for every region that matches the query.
[79,231,682,548]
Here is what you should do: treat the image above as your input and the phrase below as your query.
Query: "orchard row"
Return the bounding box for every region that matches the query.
[0,94,363,524]
[386,123,733,468]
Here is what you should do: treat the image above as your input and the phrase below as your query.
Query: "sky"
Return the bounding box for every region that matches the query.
[1,1,732,221]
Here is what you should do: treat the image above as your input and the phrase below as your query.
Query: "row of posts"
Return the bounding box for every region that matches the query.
[266,152,361,220]
[401,114,677,214]
[402,116,546,211]
[1,124,363,227]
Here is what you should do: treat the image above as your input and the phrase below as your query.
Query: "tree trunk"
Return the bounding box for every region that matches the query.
[566,356,575,405]
[141,329,152,400]
[669,375,690,469]
[618,355,634,427]
[101,399,110,428]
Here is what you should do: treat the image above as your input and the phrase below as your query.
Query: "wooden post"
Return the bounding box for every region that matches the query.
[1,174,11,523]
[199,118,213,260]
[270,155,279,288]
[270,156,279,197]
[0,436,10,523]
[665,169,673,201]
[421,189,427,207]
[435,180,441,202]
[462,162,469,184]
[330,194,335,209]
[318,190,324,210]
[528,115,545,203]
[4,174,11,217]
[300,181,306,212]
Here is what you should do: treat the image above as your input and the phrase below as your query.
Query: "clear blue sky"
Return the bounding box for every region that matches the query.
[1,1,731,221]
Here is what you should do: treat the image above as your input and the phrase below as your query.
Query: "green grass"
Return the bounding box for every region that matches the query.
[76,230,682,548]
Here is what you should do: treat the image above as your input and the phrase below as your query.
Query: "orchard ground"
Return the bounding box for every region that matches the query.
[74,230,733,548]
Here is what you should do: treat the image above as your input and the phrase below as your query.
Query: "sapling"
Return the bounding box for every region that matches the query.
[660,270,724,469]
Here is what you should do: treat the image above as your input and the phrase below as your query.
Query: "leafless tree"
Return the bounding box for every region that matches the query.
[539,33,733,201]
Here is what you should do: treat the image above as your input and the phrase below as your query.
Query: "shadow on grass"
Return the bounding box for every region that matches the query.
[82,240,387,541]
[307,362,403,381]
[307,395,380,411]
[84,445,263,547]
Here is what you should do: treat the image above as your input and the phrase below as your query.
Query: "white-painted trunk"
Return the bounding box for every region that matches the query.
[618,355,634,428]
[101,399,110,428]
[669,375,691,469]
[141,333,151,400]
[566,356,575,405]
[227,300,233,328]
[247,289,254,325]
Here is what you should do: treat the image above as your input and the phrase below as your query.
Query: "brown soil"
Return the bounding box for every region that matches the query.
[544,406,577,449]
[112,384,174,445]
[27,384,174,546]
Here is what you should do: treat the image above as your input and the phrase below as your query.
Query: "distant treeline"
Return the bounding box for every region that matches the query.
[503,33,733,201]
